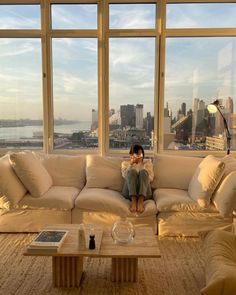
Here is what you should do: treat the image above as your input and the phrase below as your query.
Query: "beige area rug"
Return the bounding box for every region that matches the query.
[0,233,205,295]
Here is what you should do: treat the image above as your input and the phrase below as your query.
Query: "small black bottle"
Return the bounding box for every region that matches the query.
[89,235,96,250]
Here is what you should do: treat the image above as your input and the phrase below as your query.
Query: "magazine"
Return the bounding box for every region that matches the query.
[28,230,68,250]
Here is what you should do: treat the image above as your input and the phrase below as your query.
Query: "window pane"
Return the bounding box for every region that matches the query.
[109,38,155,150]
[0,5,40,29]
[52,38,98,150]
[167,3,236,28]
[0,39,43,149]
[109,4,156,29]
[164,37,236,152]
[51,4,97,29]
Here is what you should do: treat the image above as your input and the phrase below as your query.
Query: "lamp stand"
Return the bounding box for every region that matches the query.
[217,107,231,155]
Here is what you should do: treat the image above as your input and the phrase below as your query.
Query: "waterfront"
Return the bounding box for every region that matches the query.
[0,122,91,140]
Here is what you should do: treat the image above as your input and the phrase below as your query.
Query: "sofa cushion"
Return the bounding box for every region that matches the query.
[152,154,202,190]
[0,154,27,209]
[153,188,218,213]
[86,155,124,192]
[212,171,236,217]
[221,154,236,178]
[200,230,236,295]
[41,154,86,190]
[188,155,225,208]
[75,188,157,217]
[18,186,80,210]
[10,151,53,197]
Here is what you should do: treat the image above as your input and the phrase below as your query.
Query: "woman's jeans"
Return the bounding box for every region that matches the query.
[122,168,152,201]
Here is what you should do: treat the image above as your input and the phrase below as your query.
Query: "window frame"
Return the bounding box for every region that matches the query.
[0,0,236,157]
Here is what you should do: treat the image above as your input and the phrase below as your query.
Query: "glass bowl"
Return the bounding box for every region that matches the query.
[111,218,135,244]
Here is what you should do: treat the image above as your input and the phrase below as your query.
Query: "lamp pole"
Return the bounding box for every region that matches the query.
[216,106,231,155]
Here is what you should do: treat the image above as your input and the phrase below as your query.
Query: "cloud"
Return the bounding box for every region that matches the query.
[51,5,97,29]
[109,4,155,29]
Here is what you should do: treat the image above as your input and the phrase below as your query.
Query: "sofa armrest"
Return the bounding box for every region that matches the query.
[212,171,236,218]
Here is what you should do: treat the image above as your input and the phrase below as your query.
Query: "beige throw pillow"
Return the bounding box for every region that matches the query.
[188,155,225,208]
[0,154,27,209]
[200,230,236,295]
[86,155,124,192]
[10,151,53,197]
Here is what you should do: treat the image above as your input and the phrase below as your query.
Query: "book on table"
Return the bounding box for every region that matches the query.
[27,230,69,253]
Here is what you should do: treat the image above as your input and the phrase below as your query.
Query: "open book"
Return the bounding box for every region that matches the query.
[28,230,68,251]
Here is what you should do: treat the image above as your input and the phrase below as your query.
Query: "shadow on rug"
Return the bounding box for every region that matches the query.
[0,234,205,295]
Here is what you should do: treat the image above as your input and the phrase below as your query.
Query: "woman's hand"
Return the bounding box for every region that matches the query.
[130,155,143,165]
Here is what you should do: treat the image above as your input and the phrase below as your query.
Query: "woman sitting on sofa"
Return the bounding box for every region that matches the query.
[121,144,154,213]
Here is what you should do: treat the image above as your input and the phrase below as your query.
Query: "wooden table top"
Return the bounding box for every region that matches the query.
[24,224,161,258]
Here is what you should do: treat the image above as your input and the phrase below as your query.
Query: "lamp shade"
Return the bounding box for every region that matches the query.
[207,104,218,113]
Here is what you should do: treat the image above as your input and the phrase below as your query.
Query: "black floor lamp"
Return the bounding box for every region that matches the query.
[207,100,231,155]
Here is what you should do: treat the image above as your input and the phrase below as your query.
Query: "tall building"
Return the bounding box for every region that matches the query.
[146,112,153,136]
[191,98,205,142]
[224,97,233,114]
[215,98,224,136]
[135,104,143,129]
[91,109,98,131]
[120,104,135,129]
[181,102,186,116]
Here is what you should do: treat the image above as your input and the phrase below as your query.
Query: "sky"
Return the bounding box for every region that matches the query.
[0,3,236,121]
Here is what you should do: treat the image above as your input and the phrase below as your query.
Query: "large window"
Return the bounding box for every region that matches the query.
[109,38,155,150]
[109,3,157,151]
[0,38,42,149]
[1,1,236,155]
[52,38,98,149]
[164,37,236,151]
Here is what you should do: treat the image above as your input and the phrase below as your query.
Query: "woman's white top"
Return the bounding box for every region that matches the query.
[121,159,154,182]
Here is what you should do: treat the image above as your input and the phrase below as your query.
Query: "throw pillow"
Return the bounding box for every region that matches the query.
[10,151,53,197]
[212,171,236,217]
[200,230,236,295]
[188,155,225,208]
[0,154,27,209]
[86,155,124,192]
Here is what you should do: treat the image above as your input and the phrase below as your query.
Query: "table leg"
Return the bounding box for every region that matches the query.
[111,258,138,282]
[52,256,83,287]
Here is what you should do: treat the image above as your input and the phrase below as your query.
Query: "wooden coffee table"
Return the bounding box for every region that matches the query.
[24,224,161,287]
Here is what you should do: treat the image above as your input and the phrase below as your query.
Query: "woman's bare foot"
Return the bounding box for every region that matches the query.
[137,196,145,213]
[130,196,137,213]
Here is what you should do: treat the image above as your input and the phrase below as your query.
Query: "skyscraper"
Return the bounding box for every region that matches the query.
[224,97,233,114]
[91,109,98,131]
[120,104,135,129]
[135,104,143,129]
[181,102,186,116]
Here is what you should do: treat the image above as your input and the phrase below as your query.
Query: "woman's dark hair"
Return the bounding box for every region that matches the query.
[129,144,145,158]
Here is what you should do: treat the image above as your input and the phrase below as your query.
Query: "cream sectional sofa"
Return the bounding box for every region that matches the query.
[0,151,235,236]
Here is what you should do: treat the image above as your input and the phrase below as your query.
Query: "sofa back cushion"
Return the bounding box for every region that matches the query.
[86,155,124,192]
[188,155,225,208]
[212,171,236,217]
[10,151,53,197]
[41,154,86,190]
[221,155,236,178]
[0,154,27,209]
[152,154,202,190]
